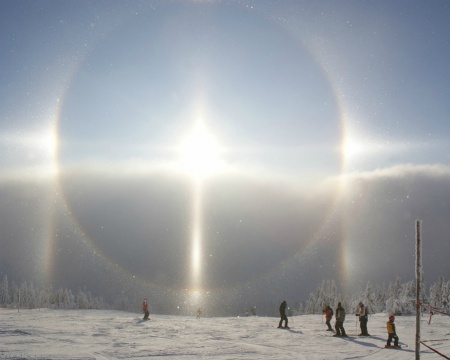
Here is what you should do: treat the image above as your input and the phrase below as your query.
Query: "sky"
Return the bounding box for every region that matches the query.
[2,309,450,359]
[1,0,450,313]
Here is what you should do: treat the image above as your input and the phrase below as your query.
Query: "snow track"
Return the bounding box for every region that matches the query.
[0,309,449,359]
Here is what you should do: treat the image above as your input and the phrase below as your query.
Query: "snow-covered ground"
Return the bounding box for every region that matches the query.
[1,308,449,359]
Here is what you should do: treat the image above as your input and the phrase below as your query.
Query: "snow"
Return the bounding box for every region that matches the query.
[1,309,449,359]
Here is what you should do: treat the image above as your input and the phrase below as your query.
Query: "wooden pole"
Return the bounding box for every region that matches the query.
[415,219,422,359]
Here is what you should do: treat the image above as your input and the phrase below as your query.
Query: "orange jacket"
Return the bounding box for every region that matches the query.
[143,302,148,312]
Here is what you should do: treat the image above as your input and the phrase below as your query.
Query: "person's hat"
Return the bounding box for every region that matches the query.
[389,315,395,321]
[359,302,363,306]
[338,302,341,306]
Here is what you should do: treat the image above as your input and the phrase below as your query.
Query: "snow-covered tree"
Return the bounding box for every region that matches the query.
[372,283,387,314]
[441,280,449,308]
[305,292,318,314]
[429,276,444,308]
[10,281,19,309]
[397,281,416,314]
[76,288,89,309]
[385,277,402,314]
[360,281,378,315]
[305,280,339,314]
[0,275,10,306]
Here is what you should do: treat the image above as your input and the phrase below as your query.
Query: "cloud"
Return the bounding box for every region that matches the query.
[336,163,450,289]
[342,163,450,181]
[1,162,449,308]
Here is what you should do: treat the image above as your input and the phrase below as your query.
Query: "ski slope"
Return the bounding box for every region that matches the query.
[1,308,449,359]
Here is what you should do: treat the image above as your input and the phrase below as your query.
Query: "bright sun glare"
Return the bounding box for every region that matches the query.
[178,121,223,179]
[341,125,378,168]
[4,126,59,178]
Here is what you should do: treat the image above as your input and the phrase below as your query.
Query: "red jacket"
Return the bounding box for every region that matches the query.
[325,307,333,320]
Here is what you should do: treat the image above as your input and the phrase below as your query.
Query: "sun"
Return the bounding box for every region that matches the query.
[341,124,379,170]
[177,120,224,179]
[343,137,366,162]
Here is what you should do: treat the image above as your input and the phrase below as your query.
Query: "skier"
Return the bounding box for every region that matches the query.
[333,302,347,337]
[324,305,334,331]
[357,302,369,336]
[142,298,149,320]
[277,300,289,329]
[196,307,202,318]
[386,315,400,347]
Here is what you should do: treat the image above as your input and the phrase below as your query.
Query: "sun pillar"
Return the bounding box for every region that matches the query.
[177,117,223,309]
[191,177,203,290]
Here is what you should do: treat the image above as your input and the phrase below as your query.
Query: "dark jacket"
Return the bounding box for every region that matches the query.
[336,305,346,322]
[279,301,287,315]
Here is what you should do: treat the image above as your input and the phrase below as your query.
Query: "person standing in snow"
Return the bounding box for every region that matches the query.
[386,315,400,347]
[196,307,202,318]
[324,305,334,331]
[334,302,347,337]
[142,298,149,320]
[277,300,289,329]
[356,302,369,336]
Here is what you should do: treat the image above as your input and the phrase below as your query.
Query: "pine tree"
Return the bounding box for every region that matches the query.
[9,281,19,309]
[398,280,415,314]
[385,277,402,314]
[362,281,378,314]
[429,277,444,308]
[372,283,386,313]
[0,275,9,306]
[441,280,449,308]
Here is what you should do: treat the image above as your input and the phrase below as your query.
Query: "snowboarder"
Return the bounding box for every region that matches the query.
[357,302,369,336]
[386,315,400,347]
[324,305,334,331]
[142,298,149,320]
[278,300,289,329]
[333,302,347,337]
[196,307,202,318]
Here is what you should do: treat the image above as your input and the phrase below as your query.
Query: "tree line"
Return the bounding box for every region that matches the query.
[0,275,448,316]
[0,275,110,310]
[289,277,449,316]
